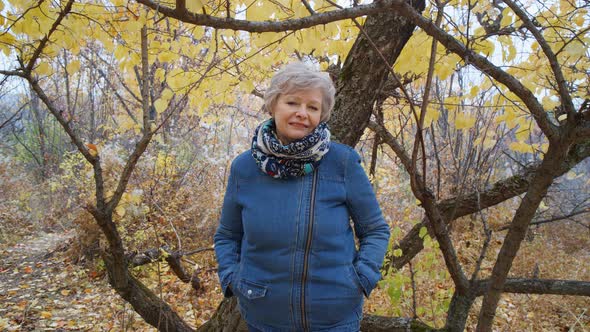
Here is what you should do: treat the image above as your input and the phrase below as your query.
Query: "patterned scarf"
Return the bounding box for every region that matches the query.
[251,119,331,179]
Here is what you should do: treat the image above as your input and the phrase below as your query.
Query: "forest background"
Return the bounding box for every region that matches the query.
[0,0,589,331]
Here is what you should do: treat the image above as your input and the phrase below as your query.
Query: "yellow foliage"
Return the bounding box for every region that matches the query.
[154,99,168,114]
[114,44,128,60]
[251,32,277,49]
[158,51,179,63]
[495,106,519,129]
[474,39,495,56]
[474,136,497,150]
[573,10,587,26]
[246,1,273,21]
[454,113,476,130]
[35,62,53,76]
[40,311,52,319]
[564,41,586,58]
[500,8,513,27]
[542,96,559,110]
[515,127,530,142]
[66,60,81,74]
[509,141,535,154]
[186,0,204,13]
[119,116,136,132]
[435,53,461,80]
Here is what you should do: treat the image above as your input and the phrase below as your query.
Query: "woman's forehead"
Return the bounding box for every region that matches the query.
[280,89,323,103]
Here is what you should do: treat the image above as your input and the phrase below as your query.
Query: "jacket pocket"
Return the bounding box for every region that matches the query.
[236,278,268,300]
[348,265,365,296]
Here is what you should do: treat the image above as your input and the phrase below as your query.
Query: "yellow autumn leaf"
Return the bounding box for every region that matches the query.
[161,88,174,102]
[241,80,255,93]
[35,62,53,76]
[114,44,127,60]
[119,116,136,132]
[158,51,178,63]
[509,141,535,154]
[247,1,272,21]
[127,52,141,67]
[515,128,530,142]
[154,68,166,81]
[495,107,519,129]
[40,311,52,319]
[154,99,168,114]
[564,41,586,58]
[0,33,16,56]
[167,68,187,91]
[86,143,99,157]
[455,113,476,130]
[542,96,559,110]
[129,189,143,204]
[474,39,495,56]
[115,205,126,217]
[66,60,81,74]
[500,8,513,27]
[573,11,586,26]
[186,0,204,12]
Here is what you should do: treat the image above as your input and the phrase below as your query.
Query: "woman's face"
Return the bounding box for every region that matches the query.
[272,89,323,144]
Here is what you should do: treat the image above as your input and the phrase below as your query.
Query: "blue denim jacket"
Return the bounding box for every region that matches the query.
[214,142,390,331]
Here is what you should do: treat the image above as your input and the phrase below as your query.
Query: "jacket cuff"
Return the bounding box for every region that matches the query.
[221,266,238,298]
[354,261,380,297]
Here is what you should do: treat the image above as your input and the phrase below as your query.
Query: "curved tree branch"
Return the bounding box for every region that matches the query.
[135,0,410,33]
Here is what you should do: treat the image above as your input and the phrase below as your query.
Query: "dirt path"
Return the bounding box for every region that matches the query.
[0,231,146,331]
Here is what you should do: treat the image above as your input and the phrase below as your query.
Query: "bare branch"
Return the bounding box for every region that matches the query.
[475,278,590,297]
[368,120,469,293]
[0,102,27,130]
[384,140,590,272]
[498,208,590,231]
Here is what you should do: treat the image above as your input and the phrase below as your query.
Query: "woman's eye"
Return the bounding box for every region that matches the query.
[287,101,297,105]
[309,106,319,111]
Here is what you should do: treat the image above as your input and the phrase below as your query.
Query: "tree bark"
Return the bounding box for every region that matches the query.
[476,142,571,331]
[328,0,426,146]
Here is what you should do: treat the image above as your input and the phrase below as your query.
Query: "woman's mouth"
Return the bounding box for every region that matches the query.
[290,122,308,128]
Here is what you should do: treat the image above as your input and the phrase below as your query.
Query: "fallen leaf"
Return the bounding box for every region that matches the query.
[40,311,52,319]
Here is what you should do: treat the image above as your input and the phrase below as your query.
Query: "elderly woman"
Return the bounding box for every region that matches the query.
[214,62,390,332]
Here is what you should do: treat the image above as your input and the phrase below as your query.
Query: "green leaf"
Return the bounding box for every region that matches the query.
[419,226,428,238]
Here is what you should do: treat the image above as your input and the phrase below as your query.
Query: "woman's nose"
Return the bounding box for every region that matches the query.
[295,105,308,118]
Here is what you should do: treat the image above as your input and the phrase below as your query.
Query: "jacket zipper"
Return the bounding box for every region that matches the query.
[300,170,318,331]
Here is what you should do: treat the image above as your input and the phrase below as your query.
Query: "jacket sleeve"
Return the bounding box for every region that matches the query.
[214,160,243,298]
[345,148,390,298]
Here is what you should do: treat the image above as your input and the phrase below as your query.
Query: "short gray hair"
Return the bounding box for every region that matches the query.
[263,62,336,122]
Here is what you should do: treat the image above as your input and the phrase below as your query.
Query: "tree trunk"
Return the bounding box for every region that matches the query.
[445,292,476,331]
[476,142,571,331]
[328,0,426,146]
